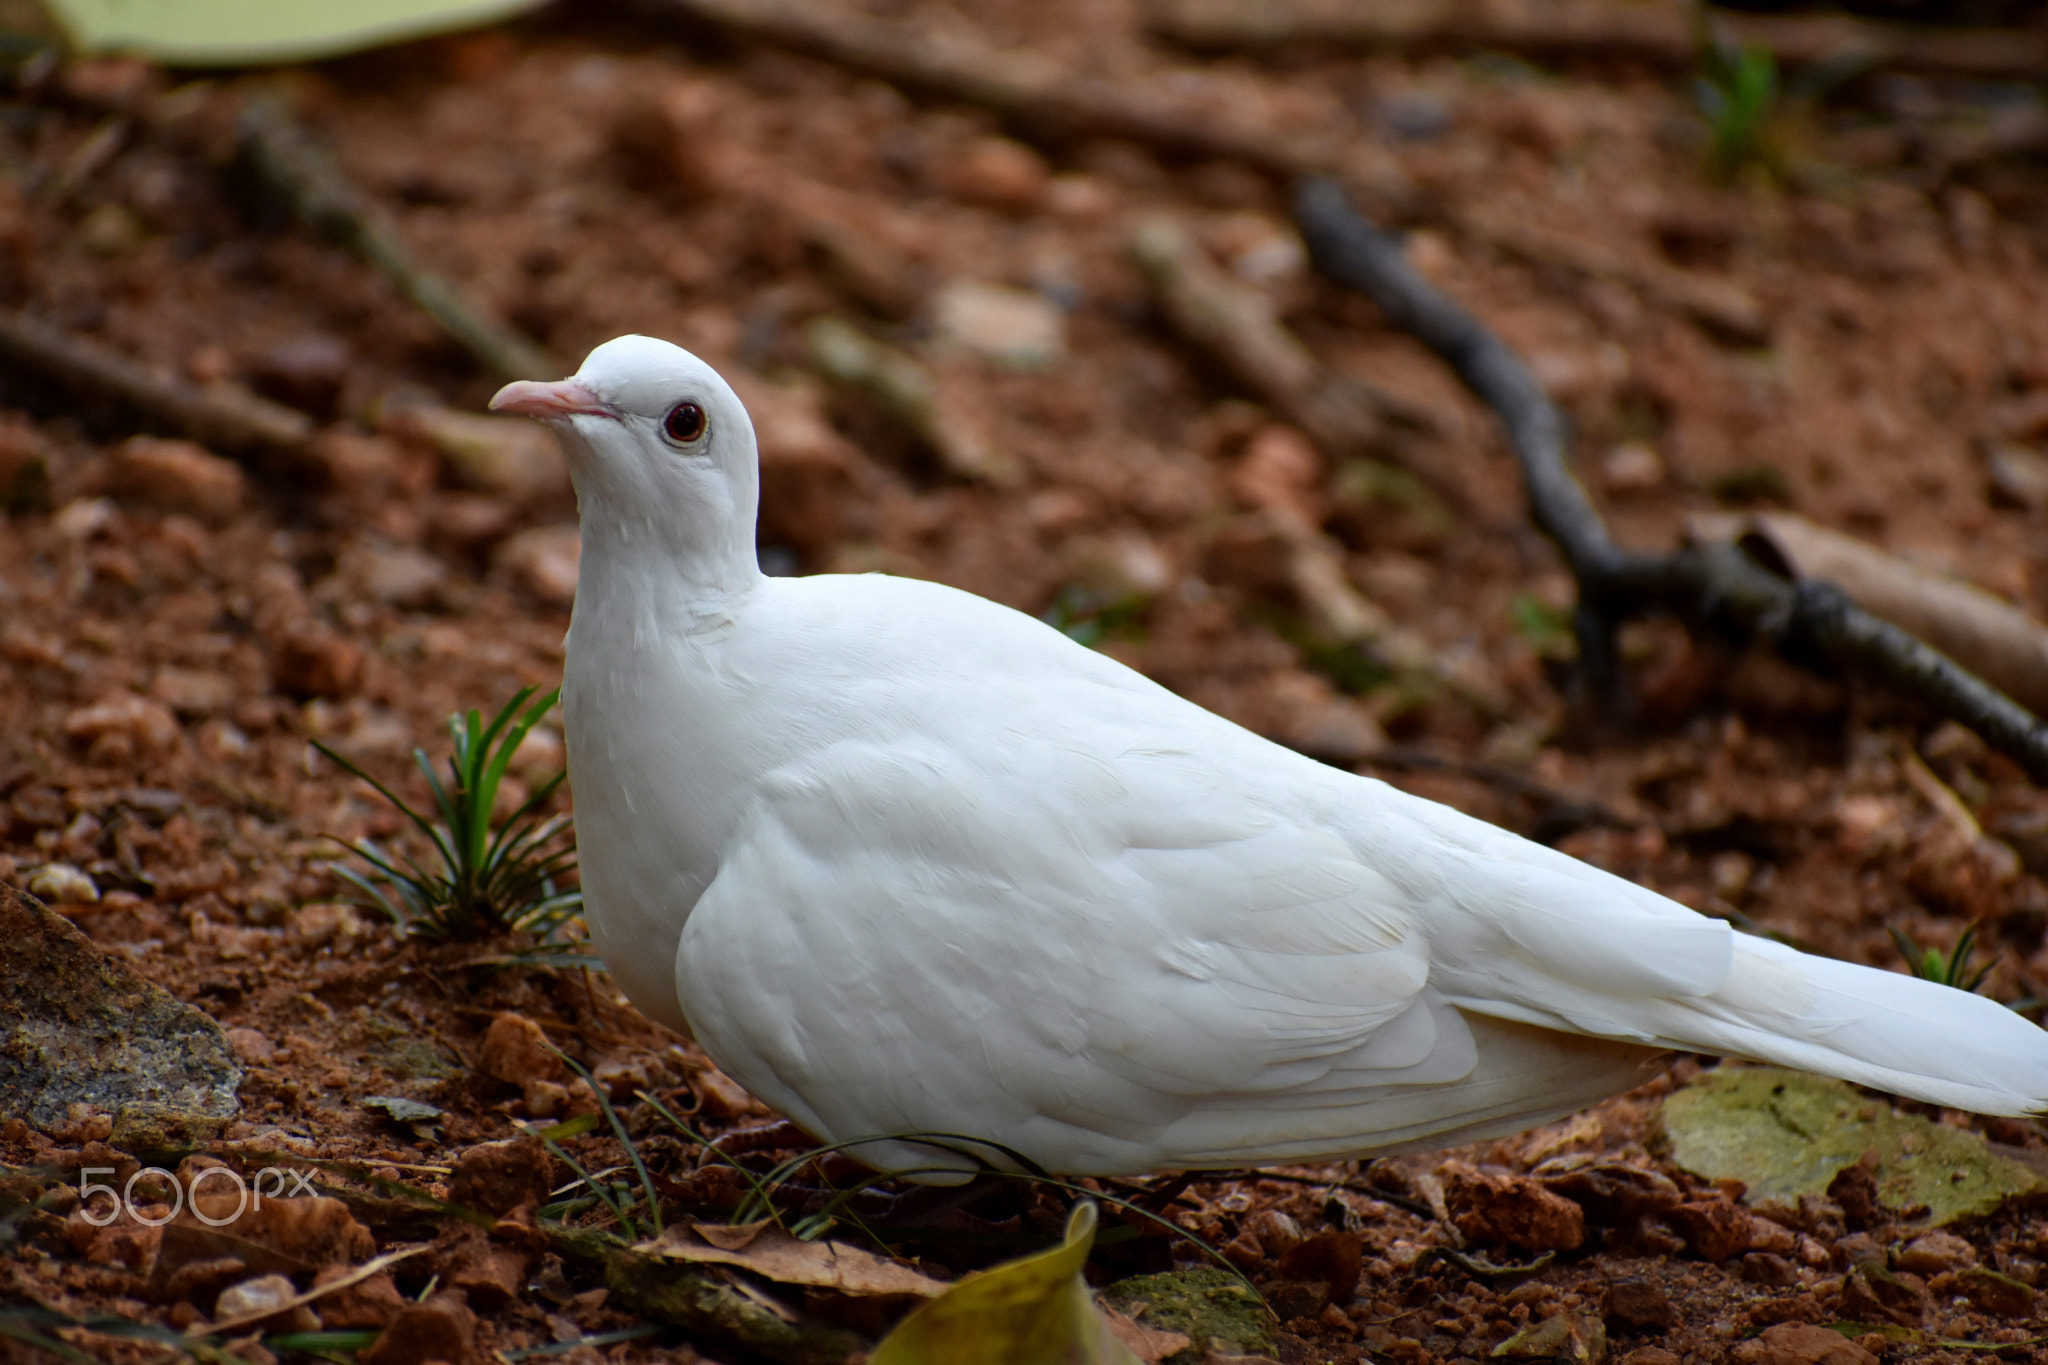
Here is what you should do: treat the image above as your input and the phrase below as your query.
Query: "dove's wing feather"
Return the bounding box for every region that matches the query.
[676,731,1447,1175]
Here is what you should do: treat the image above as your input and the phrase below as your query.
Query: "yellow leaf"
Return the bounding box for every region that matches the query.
[39,0,545,65]
[871,1201,1145,1365]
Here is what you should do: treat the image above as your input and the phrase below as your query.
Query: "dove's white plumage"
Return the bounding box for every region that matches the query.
[494,335,2048,1179]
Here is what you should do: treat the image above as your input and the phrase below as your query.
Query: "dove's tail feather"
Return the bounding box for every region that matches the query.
[1593,934,2048,1117]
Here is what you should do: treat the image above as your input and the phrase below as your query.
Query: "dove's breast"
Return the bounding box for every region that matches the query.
[561,567,1243,1034]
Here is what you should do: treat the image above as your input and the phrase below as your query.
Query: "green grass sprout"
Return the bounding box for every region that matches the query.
[1041,584,1147,649]
[263,1330,382,1362]
[316,684,582,941]
[551,1046,664,1239]
[635,1088,789,1230]
[0,1304,255,1364]
[1696,43,1779,183]
[524,1119,642,1238]
[1507,593,1575,658]
[1891,924,1997,994]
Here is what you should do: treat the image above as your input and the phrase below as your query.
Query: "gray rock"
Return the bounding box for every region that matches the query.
[0,881,241,1138]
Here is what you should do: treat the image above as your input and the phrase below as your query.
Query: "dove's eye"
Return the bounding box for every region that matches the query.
[662,401,708,445]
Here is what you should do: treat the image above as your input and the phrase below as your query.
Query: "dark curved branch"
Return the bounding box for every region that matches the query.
[1291,176,2048,786]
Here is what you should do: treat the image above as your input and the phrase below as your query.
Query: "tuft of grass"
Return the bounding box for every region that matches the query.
[1891,924,1996,994]
[1041,584,1148,650]
[1508,593,1575,659]
[546,1048,665,1240]
[1696,43,1780,184]
[316,684,582,942]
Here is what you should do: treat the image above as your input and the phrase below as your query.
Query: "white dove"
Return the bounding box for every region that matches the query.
[493,335,2048,1179]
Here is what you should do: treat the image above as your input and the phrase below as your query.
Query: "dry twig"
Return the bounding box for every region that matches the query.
[1131,217,1445,473]
[1148,0,2048,81]
[201,1246,427,1337]
[1691,511,2048,722]
[805,317,1015,484]
[238,93,552,384]
[1291,176,2048,785]
[0,309,313,455]
[639,0,1331,177]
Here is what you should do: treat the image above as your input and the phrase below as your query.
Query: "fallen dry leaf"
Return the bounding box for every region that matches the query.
[1100,1303,1194,1362]
[641,1221,948,1299]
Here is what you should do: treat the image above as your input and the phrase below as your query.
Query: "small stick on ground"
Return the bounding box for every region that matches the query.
[238,93,553,384]
[0,309,313,455]
[1131,216,1448,481]
[1148,0,2048,82]
[1691,510,2048,720]
[639,0,1331,178]
[1290,175,2048,786]
[806,317,1015,485]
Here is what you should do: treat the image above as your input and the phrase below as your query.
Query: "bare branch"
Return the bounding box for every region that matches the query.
[1149,0,2048,82]
[237,93,553,384]
[1291,175,2048,786]
[1693,511,2048,722]
[0,308,313,456]
[638,0,1332,177]
[1130,216,1441,465]
[805,317,1016,485]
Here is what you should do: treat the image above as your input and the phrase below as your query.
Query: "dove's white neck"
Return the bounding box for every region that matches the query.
[574,484,764,608]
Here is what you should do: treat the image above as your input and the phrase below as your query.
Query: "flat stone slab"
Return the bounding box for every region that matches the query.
[0,880,241,1135]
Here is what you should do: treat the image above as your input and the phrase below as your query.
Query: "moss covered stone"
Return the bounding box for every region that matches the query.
[0,882,240,1150]
[1101,1267,1274,1362]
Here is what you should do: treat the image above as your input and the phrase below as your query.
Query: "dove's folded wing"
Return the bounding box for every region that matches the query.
[675,730,1664,1175]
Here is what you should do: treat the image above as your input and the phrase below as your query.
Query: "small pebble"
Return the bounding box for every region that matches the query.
[109,437,246,523]
[1601,442,1664,493]
[225,1027,277,1064]
[28,861,98,905]
[215,1273,297,1321]
[932,279,1066,368]
[494,525,581,607]
[1895,1230,1976,1274]
[945,136,1048,212]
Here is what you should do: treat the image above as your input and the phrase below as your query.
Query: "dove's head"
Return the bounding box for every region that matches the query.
[491,335,761,589]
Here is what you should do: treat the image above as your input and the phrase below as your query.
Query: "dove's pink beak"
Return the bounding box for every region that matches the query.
[488,377,613,420]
